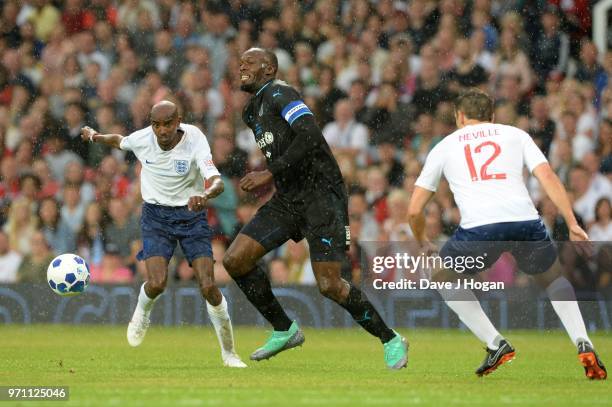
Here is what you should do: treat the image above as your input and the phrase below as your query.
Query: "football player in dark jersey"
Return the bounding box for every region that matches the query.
[222,48,408,370]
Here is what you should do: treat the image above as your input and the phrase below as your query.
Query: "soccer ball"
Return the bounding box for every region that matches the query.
[47,254,90,297]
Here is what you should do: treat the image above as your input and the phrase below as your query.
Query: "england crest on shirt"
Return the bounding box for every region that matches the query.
[174,159,189,175]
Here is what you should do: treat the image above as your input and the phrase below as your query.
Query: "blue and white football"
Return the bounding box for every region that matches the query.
[46,254,90,297]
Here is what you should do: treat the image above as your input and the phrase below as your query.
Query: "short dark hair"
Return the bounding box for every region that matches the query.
[454,89,494,121]
[262,49,278,75]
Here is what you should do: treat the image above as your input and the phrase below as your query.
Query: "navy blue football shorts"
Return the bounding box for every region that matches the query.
[439,218,558,275]
[137,202,213,265]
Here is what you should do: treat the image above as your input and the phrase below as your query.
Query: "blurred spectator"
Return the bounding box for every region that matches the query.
[60,183,86,233]
[588,198,612,241]
[411,56,453,116]
[31,158,60,199]
[269,257,290,285]
[491,27,533,96]
[322,99,369,163]
[282,240,315,285]
[199,4,236,86]
[382,189,412,241]
[17,231,54,282]
[76,200,105,264]
[89,242,133,283]
[570,165,610,225]
[175,258,195,282]
[598,119,612,175]
[0,230,21,282]
[210,175,238,237]
[347,79,369,124]
[63,160,95,203]
[3,197,37,254]
[38,197,76,255]
[375,141,404,187]
[348,188,379,242]
[364,81,411,146]
[574,40,606,92]
[212,119,247,179]
[44,133,82,182]
[18,173,41,202]
[447,37,488,92]
[529,95,556,157]
[315,65,346,127]
[151,31,185,88]
[103,197,139,267]
[364,166,389,224]
[531,5,569,86]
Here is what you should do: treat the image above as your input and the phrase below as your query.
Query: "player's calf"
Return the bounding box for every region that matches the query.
[316,276,347,303]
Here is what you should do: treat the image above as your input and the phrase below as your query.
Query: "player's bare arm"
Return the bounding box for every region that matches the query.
[532,162,589,242]
[408,186,435,245]
[188,175,224,211]
[80,126,124,149]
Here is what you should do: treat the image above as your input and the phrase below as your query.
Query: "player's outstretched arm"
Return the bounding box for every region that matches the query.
[532,162,589,242]
[81,126,124,149]
[188,175,224,211]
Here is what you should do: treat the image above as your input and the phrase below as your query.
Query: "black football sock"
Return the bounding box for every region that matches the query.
[340,285,396,344]
[233,263,293,331]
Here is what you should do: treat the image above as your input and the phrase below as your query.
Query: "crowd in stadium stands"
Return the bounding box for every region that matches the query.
[0,0,610,292]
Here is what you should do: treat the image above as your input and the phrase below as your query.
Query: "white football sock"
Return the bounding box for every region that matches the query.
[206,294,236,354]
[439,287,502,350]
[136,283,157,317]
[546,277,591,346]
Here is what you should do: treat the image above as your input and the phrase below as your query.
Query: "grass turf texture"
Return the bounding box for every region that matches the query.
[2,326,610,406]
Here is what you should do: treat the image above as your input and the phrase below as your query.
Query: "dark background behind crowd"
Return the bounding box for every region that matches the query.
[0,0,610,292]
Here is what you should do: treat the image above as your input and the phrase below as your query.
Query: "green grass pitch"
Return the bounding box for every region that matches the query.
[2,325,610,406]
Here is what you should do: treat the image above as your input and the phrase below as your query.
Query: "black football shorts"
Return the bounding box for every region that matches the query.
[240,185,350,262]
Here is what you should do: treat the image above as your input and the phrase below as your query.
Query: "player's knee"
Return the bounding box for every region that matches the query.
[222,252,247,276]
[147,274,167,297]
[317,278,343,302]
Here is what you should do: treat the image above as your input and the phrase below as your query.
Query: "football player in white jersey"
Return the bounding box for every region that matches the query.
[81,101,246,368]
[408,89,606,379]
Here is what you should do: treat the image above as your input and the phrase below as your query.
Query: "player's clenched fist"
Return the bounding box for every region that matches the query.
[80,126,97,142]
[188,195,209,211]
[239,170,273,191]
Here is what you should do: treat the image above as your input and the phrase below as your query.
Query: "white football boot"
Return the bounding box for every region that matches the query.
[127,310,150,347]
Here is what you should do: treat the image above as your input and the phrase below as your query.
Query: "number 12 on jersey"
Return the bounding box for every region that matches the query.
[463,141,507,181]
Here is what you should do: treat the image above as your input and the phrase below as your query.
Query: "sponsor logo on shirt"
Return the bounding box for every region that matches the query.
[257,132,275,149]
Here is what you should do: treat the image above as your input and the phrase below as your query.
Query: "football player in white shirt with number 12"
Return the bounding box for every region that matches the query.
[408,90,606,380]
[81,101,246,368]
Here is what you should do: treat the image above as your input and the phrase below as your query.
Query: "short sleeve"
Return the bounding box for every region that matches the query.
[415,143,445,192]
[271,84,313,126]
[522,131,548,172]
[119,136,132,151]
[194,130,221,180]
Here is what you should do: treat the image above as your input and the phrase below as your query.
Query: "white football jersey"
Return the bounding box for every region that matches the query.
[415,123,548,229]
[120,124,220,206]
